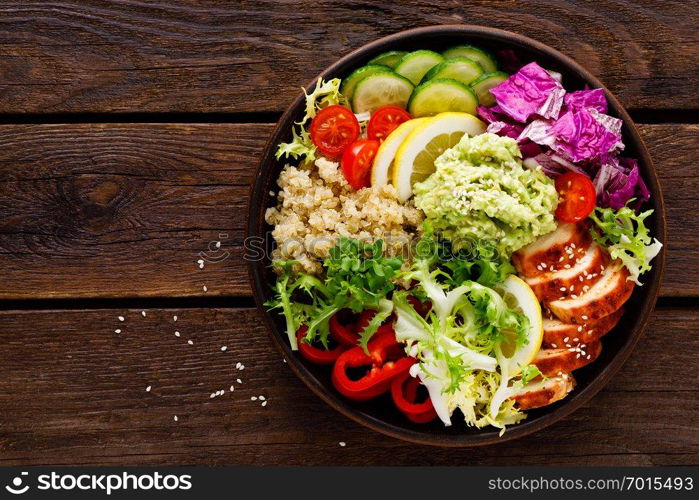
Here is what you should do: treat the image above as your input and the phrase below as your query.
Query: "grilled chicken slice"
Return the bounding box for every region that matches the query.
[532,341,602,377]
[510,374,575,410]
[543,308,623,348]
[547,263,634,324]
[512,221,591,278]
[525,242,610,302]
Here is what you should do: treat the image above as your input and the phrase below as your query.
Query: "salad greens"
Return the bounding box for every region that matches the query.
[393,226,530,429]
[275,78,346,165]
[589,203,663,285]
[266,238,402,352]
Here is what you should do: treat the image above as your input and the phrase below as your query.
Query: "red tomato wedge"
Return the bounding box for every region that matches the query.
[341,139,380,190]
[309,105,360,157]
[555,172,596,223]
[367,106,412,141]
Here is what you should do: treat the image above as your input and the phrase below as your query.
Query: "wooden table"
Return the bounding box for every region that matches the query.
[1,1,697,466]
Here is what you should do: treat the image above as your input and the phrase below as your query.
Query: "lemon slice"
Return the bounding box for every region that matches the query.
[497,275,544,374]
[392,112,486,201]
[371,118,428,187]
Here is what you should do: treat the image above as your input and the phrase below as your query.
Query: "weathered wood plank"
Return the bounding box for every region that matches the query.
[0,123,695,299]
[0,306,696,466]
[0,0,696,113]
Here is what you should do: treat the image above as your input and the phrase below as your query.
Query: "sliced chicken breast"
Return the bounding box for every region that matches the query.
[532,341,602,377]
[512,221,591,278]
[543,308,624,348]
[510,374,575,410]
[546,263,634,324]
[525,242,610,302]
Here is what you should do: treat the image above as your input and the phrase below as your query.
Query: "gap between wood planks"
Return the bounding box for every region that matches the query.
[0,109,696,125]
[0,295,695,312]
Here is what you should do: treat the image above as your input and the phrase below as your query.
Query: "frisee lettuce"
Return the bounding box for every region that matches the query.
[589,202,662,285]
[275,77,346,164]
[393,227,530,429]
[266,238,402,352]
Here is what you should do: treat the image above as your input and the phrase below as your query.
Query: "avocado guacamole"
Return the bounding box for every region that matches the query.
[413,133,558,256]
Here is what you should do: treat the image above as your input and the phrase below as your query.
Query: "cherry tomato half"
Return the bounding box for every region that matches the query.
[341,139,380,190]
[367,106,412,141]
[309,105,360,157]
[555,172,596,223]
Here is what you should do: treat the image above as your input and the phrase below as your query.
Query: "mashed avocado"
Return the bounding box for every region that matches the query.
[413,133,557,256]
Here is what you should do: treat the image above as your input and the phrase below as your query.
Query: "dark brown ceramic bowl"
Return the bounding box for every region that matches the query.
[247,25,666,446]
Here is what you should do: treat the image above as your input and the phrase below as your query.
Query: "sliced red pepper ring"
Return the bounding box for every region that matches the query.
[407,296,432,317]
[329,310,359,347]
[296,326,346,365]
[331,327,415,401]
[391,371,438,424]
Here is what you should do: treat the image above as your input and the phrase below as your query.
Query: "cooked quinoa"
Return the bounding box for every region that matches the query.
[265,157,424,275]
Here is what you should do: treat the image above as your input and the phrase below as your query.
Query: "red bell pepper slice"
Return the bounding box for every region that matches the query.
[296,326,346,365]
[391,371,438,424]
[407,296,432,318]
[329,311,359,347]
[331,326,415,401]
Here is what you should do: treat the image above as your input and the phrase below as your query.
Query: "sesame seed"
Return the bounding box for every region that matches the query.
[259,396,266,401]
[261,401,267,407]
[175,331,180,337]
[571,294,578,299]
[210,393,216,398]
[230,385,235,392]
[239,364,245,370]
[216,241,221,249]
[221,346,227,352]
[570,243,576,249]
[197,259,205,269]
[114,329,121,334]
[251,396,257,401]
[577,326,583,332]
[560,287,567,292]
[579,276,584,282]
[174,415,178,422]
[551,343,557,348]
[559,256,565,262]
[141,311,147,317]
[573,337,579,342]
[569,285,574,291]
[587,354,591,359]
[339,442,346,447]
[576,354,581,359]
[202,285,208,292]
[118,316,125,322]
[173,315,178,322]
[188,339,194,345]
[146,386,151,392]
[541,263,548,269]
[564,264,571,269]
[563,337,569,342]
[236,378,242,384]
[581,315,589,320]
[236,362,241,369]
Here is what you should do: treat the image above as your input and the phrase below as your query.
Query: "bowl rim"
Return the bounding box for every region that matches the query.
[246,24,666,447]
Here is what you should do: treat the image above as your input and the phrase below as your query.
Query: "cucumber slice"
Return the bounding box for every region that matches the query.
[470,71,509,107]
[421,57,484,86]
[368,51,408,69]
[442,45,498,73]
[394,50,444,85]
[351,72,414,114]
[341,64,391,100]
[408,78,478,117]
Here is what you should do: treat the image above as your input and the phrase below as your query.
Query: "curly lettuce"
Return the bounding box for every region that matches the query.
[589,203,662,285]
[275,77,346,165]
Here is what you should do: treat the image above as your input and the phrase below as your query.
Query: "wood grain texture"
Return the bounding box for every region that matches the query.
[0,123,695,299]
[0,306,696,466]
[0,0,696,113]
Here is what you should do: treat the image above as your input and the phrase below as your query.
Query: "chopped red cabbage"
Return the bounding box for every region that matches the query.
[490,62,566,122]
[564,88,607,114]
[548,109,623,162]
